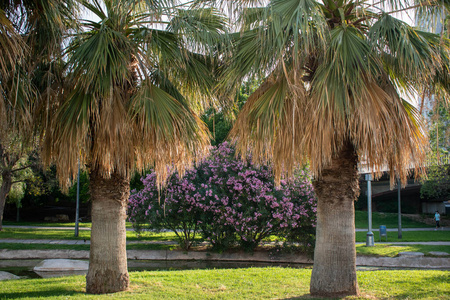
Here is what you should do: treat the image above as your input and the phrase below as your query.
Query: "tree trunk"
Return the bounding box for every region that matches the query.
[86,169,130,294]
[0,172,12,231]
[310,141,360,297]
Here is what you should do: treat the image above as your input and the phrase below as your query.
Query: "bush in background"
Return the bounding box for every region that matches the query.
[128,143,316,252]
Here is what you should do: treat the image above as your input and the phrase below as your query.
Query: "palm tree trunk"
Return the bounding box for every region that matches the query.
[86,168,130,294]
[310,141,360,297]
[0,171,13,231]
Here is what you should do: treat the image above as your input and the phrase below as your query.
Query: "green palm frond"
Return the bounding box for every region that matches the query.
[66,21,134,95]
[0,9,25,78]
[271,0,327,55]
[312,26,381,117]
[238,6,268,30]
[369,14,441,88]
[130,80,210,186]
[224,0,439,185]
[43,0,225,187]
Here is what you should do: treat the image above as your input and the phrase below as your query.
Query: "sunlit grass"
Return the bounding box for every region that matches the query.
[354,211,433,229]
[0,268,448,299]
[0,242,176,251]
[355,244,450,257]
[3,221,134,228]
[0,228,180,242]
[2,227,447,243]
[355,230,450,242]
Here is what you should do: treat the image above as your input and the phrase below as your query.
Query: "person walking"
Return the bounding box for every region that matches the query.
[434,211,441,230]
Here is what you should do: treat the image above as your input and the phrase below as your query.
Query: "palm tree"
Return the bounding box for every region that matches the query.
[41,0,226,294]
[219,0,449,297]
[0,0,76,230]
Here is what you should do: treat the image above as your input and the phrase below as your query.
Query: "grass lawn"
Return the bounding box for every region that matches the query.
[0,268,448,299]
[0,228,180,242]
[2,227,448,243]
[0,242,177,251]
[355,230,450,242]
[354,211,433,229]
[4,211,434,229]
[355,244,450,257]
[3,221,135,228]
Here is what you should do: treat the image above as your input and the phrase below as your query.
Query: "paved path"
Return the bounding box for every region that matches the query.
[356,227,449,232]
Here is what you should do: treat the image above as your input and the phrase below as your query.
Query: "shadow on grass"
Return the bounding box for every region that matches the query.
[0,288,84,299]
[281,295,361,300]
[384,273,450,299]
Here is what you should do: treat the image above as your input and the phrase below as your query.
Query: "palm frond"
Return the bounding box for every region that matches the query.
[0,9,25,79]
[369,14,441,89]
[130,80,210,187]
[312,26,381,119]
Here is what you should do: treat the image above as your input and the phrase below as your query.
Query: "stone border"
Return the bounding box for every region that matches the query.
[1,250,449,269]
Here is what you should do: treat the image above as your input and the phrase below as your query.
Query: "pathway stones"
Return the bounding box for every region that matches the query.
[429,251,449,256]
[398,252,425,257]
[0,271,20,281]
[33,259,89,278]
[33,259,89,271]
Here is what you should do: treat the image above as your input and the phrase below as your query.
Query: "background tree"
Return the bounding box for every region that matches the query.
[421,103,450,202]
[201,78,259,145]
[42,0,227,294]
[0,0,77,229]
[215,0,448,297]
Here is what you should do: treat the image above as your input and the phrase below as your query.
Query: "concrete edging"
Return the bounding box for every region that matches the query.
[1,249,449,269]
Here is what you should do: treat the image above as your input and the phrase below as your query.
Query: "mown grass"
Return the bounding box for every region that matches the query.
[3,221,92,228]
[0,268,448,299]
[355,244,450,257]
[3,221,134,228]
[354,211,433,229]
[4,211,434,230]
[355,230,450,242]
[0,228,180,242]
[0,242,176,251]
[2,227,447,243]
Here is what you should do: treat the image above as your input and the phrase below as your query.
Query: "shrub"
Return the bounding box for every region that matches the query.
[128,142,317,252]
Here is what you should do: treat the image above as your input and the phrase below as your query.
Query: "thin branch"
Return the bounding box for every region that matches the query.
[11,179,26,184]
[11,165,33,173]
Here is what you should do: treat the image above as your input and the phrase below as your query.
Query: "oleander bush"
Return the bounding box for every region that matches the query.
[128,142,317,252]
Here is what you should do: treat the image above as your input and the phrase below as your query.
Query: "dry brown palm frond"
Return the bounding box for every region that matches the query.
[230,67,428,187]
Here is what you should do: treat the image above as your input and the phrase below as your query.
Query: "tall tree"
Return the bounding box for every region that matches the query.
[0,0,77,229]
[42,0,226,294]
[217,0,448,297]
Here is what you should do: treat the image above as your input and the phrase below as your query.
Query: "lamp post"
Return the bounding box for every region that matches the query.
[398,178,402,239]
[75,159,80,237]
[365,174,374,246]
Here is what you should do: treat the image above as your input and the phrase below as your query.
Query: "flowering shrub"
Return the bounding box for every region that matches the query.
[128,142,317,252]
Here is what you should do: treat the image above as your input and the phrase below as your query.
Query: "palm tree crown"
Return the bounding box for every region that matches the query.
[43,0,227,187]
[225,0,448,185]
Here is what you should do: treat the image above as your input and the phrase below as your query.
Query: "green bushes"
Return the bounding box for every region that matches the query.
[128,143,316,252]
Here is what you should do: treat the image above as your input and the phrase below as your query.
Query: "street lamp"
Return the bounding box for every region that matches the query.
[365,174,374,247]
[75,159,80,237]
[398,178,402,239]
